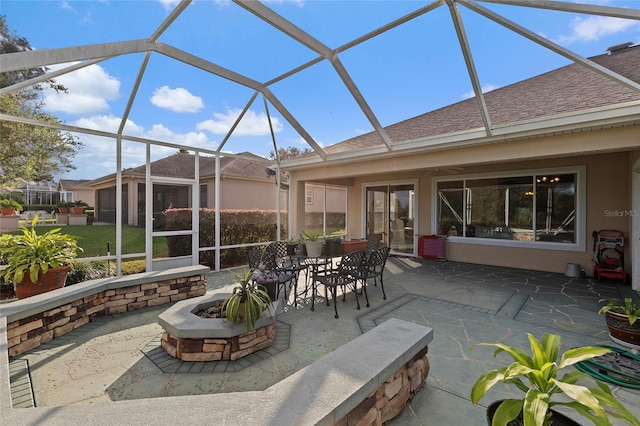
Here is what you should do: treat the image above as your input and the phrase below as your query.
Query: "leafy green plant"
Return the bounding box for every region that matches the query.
[0,197,22,210]
[0,216,82,284]
[224,269,273,332]
[301,230,324,241]
[56,201,75,208]
[470,332,639,426]
[73,200,89,208]
[598,298,640,325]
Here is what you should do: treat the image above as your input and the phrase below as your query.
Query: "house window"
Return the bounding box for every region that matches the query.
[60,191,73,203]
[435,167,583,249]
[305,189,313,205]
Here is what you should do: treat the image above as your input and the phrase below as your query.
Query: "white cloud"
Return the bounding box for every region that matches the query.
[150,86,204,113]
[461,83,499,100]
[64,115,217,179]
[44,63,120,114]
[158,0,181,11]
[557,16,639,44]
[73,115,144,136]
[197,109,283,136]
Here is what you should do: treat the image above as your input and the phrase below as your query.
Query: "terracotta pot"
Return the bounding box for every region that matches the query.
[70,207,85,215]
[58,207,69,214]
[605,311,640,345]
[1,207,16,216]
[13,266,69,300]
[487,400,580,426]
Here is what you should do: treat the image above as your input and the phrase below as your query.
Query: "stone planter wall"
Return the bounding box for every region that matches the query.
[162,321,276,361]
[337,346,430,425]
[3,267,208,357]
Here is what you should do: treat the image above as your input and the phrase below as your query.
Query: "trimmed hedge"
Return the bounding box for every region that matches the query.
[164,208,287,269]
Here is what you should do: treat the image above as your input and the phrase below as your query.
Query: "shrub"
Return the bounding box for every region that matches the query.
[66,261,114,285]
[121,260,146,275]
[163,208,287,269]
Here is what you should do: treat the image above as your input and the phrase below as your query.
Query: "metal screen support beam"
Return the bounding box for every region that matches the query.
[479,0,640,20]
[447,0,493,136]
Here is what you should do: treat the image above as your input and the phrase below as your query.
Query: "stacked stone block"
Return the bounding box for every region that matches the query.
[6,274,206,357]
[337,346,431,426]
[161,321,276,361]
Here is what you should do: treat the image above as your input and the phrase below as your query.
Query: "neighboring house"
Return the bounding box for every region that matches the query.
[85,152,288,226]
[284,43,640,286]
[57,179,94,208]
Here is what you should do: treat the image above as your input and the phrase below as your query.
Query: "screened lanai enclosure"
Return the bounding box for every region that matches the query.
[1,0,639,286]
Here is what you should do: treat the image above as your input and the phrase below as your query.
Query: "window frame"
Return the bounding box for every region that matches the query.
[305,189,313,205]
[432,166,586,252]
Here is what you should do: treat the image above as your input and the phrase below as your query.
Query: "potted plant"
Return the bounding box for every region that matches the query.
[285,235,304,256]
[0,216,83,299]
[598,297,640,347]
[56,201,74,213]
[470,332,639,426]
[301,230,324,257]
[224,269,273,332]
[0,198,22,216]
[71,200,89,214]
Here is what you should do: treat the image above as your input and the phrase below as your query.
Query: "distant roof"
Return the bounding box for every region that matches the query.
[58,179,91,189]
[106,152,275,181]
[325,44,640,154]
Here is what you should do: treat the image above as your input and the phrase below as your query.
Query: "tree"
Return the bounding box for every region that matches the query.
[0,15,82,187]
[268,146,312,161]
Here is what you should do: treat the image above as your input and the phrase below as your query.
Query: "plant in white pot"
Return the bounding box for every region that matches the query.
[470,332,639,426]
[301,230,324,257]
[0,216,82,299]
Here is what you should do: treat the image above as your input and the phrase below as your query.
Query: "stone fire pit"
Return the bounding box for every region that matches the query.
[158,292,279,362]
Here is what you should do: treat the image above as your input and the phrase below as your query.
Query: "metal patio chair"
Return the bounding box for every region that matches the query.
[311,250,365,319]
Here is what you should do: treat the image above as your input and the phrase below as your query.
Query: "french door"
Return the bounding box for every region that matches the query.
[364,182,416,256]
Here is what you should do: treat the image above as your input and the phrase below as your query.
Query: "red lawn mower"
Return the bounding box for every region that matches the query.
[592,230,627,285]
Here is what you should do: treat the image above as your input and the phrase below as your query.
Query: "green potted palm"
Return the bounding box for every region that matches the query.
[56,201,74,213]
[470,332,639,426]
[0,198,22,216]
[224,269,273,332]
[71,200,89,214]
[301,230,324,257]
[0,216,83,299]
[598,298,640,347]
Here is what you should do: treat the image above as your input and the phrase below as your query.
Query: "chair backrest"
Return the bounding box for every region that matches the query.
[367,246,390,271]
[246,249,265,271]
[265,241,288,259]
[338,250,365,275]
[365,238,379,252]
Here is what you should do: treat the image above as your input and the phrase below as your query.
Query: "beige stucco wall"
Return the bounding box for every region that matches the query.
[288,126,639,275]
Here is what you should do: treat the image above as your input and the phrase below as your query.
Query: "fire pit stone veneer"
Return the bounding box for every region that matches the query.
[158,292,279,361]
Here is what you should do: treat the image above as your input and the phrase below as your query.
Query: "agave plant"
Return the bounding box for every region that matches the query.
[224,269,273,332]
[470,332,639,426]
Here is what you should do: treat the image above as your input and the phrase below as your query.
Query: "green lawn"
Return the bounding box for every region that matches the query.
[7,224,168,259]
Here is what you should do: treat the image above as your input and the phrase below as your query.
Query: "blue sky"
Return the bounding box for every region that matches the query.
[2,0,640,181]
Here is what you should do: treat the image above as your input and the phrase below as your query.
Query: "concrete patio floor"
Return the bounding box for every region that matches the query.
[7,257,640,425]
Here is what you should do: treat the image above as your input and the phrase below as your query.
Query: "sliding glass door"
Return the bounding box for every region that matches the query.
[365,182,416,255]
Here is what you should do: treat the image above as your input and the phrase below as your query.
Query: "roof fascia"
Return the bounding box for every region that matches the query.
[281,102,640,170]
[460,0,640,93]
[0,39,154,73]
[479,0,640,20]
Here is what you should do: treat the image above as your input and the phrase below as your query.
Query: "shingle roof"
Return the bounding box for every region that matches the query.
[325,44,640,154]
[124,152,274,180]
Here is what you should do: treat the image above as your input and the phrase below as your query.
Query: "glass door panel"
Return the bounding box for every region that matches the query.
[365,183,415,255]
